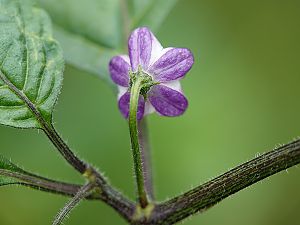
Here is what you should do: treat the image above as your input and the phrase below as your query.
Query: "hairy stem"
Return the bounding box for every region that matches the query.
[138,118,154,200]
[129,76,149,208]
[42,123,87,174]
[0,168,136,222]
[53,183,94,225]
[0,169,82,197]
[150,138,300,224]
[0,69,100,180]
[42,123,111,192]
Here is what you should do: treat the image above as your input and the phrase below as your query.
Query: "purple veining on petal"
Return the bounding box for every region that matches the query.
[148,48,194,82]
[128,27,152,72]
[118,92,145,120]
[109,56,130,87]
[148,85,188,117]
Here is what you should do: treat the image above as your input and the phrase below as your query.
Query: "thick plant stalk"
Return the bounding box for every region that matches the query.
[149,138,300,224]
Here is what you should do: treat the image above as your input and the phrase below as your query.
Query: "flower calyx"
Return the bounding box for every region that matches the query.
[129,66,159,100]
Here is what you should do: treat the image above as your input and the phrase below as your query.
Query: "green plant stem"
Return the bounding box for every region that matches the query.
[42,123,87,175]
[129,76,149,208]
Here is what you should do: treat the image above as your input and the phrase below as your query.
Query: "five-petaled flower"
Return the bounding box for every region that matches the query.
[109,27,194,120]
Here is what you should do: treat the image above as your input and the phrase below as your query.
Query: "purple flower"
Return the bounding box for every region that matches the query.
[109,27,194,120]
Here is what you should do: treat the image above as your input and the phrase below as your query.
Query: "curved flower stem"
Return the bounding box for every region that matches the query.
[138,118,154,200]
[129,76,150,208]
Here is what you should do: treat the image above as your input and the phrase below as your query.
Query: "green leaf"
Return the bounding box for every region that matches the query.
[38,0,122,49]
[0,154,24,173]
[0,154,26,186]
[38,0,178,85]
[0,0,64,128]
[53,25,117,86]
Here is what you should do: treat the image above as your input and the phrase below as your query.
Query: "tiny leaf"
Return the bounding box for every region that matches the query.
[0,0,64,128]
[0,154,82,197]
[0,154,24,173]
[0,154,26,186]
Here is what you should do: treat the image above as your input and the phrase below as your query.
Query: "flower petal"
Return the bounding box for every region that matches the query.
[149,32,164,66]
[148,48,194,82]
[118,92,145,120]
[144,100,155,115]
[109,55,130,87]
[163,80,182,92]
[128,27,152,72]
[148,85,188,117]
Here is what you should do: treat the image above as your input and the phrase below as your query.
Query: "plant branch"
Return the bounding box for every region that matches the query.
[0,168,136,222]
[148,138,300,224]
[42,123,114,202]
[138,118,154,200]
[0,169,82,197]
[42,123,88,175]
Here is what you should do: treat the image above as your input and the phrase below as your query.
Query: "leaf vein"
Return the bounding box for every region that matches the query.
[0,105,26,109]
[0,68,46,129]
[37,75,55,106]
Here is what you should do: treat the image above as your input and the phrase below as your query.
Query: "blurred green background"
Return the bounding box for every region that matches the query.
[0,0,300,224]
